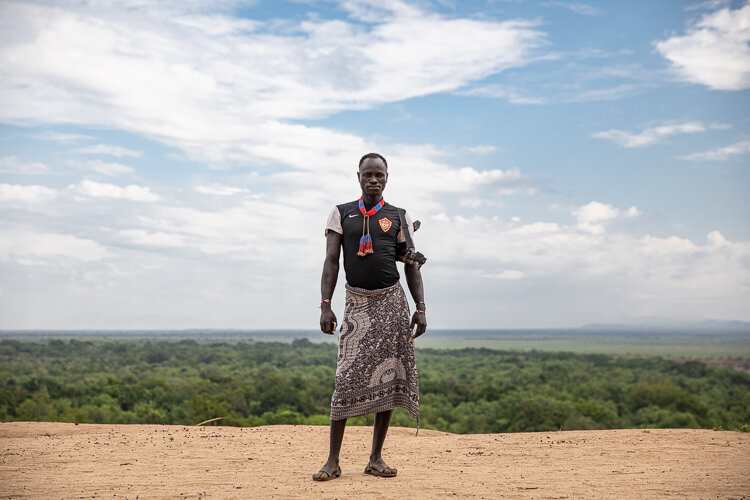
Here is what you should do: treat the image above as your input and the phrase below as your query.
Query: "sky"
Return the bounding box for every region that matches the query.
[0,0,748,330]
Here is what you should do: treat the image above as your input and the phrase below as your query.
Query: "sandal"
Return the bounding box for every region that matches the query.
[312,466,342,482]
[364,464,397,477]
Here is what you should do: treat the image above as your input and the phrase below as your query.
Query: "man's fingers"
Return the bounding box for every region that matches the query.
[415,319,427,338]
[320,315,336,335]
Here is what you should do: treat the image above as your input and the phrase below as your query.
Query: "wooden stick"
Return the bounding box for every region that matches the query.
[194,417,225,426]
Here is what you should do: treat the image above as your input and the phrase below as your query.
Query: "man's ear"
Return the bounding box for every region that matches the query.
[357,171,361,181]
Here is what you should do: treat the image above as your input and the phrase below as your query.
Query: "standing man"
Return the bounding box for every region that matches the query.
[313,153,427,481]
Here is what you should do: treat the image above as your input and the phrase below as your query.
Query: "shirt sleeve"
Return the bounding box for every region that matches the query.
[324,207,343,236]
[397,211,415,244]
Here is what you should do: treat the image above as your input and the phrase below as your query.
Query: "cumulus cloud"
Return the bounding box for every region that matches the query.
[680,139,750,161]
[592,121,710,148]
[0,229,108,263]
[572,201,639,234]
[459,84,549,105]
[0,183,57,202]
[655,3,750,90]
[74,144,143,158]
[1,179,748,327]
[193,184,251,196]
[87,160,135,176]
[70,180,159,201]
[0,156,48,175]
[542,2,601,16]
[117,229,186,248]
[417,210,750,326]
[28,131,94,144]
[0,0,545,168]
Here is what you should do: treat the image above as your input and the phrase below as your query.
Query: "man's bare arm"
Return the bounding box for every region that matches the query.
[320,231,342,334]
[404,263,427,339]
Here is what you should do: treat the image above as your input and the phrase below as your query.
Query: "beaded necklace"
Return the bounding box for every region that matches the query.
[357,197,385,256]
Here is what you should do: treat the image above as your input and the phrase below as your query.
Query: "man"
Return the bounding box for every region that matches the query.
[313,152,427,481]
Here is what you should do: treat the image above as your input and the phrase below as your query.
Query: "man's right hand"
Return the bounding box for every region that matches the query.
[320,307,338,335]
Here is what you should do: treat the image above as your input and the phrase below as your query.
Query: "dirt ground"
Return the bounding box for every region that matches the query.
[1,422,748,499]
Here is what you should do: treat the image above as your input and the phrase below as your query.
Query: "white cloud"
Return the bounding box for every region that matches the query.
[639,235,697,255]
[459,84,548,104]
[542,2,600,16]
[193,184,250,196]
[626,206,641,218]
[29,131,93,144]
[417,210,750,325]
[461,80,644,105]
[655,4,750,90]
[465,145,499,155]
[70,180,159,201]
[573,201,639,234]
[0,156,48,175]
[686,0,730,11]
[0,229,108,262]
[1,181,748,327]
[570,83,639,102]
[509,221,560,235]
[74,144,143,158]
[680,139,750,161]
[88,160,135,176]
[706,230,728,246]
[117,229,186,248]
[0,1,545,168]
[0,183,57,202]
[481,269,527,280]
[592,121,707,148]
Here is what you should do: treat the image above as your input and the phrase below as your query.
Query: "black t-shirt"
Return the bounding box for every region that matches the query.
[328,200,409,290]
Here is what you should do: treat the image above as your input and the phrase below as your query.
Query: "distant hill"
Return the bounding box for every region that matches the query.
[578,319,750,333]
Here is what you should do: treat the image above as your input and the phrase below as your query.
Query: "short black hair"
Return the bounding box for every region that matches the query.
[358,152,387,170]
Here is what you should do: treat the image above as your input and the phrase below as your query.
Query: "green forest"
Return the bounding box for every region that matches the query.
[1,339,748,433]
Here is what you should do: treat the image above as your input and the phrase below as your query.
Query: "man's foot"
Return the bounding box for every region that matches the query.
[364,458,397,478]
[312,463,341,482]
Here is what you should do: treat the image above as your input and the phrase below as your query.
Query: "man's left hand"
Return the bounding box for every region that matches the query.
[410,311,427,339]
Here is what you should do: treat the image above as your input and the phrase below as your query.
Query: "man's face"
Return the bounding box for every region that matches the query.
[358,157,388,198]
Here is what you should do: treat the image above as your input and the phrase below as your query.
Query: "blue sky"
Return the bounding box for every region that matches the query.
[0,0,748,329]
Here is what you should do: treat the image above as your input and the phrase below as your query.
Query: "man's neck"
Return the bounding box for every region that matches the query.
[361,193,382,208]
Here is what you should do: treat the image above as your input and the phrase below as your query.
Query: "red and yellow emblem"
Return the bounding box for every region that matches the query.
[378,217,392,232]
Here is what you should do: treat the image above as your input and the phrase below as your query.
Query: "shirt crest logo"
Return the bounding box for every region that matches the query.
[378,217,392,232]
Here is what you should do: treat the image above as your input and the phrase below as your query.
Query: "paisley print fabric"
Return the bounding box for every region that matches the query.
[330,281,419,421]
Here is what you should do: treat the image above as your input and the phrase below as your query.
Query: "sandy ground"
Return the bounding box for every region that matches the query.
[1,423,748,499]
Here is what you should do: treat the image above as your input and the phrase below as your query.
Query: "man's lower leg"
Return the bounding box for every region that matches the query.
[326,417,347,468]
[369,410,393,463]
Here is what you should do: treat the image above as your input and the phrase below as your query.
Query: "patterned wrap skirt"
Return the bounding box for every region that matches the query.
[330,281,420,421]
